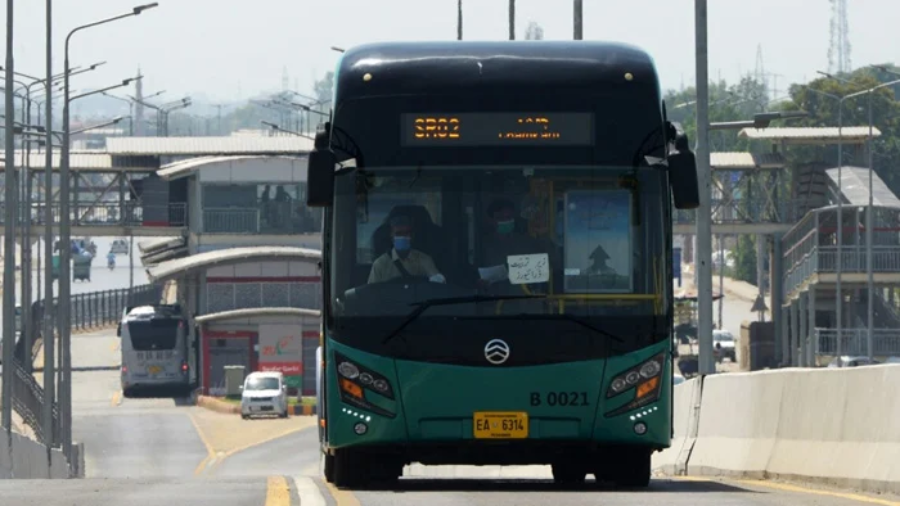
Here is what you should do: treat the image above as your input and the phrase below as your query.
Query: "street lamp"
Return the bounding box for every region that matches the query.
[59,0,159,460]
[260,120,313,140]
[842,78,900,362]
[800,80,852,366]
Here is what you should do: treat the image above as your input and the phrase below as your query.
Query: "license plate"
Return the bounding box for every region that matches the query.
[148,365,162,375]
[473,412,528,439]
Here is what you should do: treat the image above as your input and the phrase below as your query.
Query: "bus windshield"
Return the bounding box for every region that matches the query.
[330,165,668,322]
[127,319,179,351]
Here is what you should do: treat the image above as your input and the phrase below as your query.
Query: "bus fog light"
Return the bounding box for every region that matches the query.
[373,379,389,393]
[634,422,647,435]
[354,422,368,435]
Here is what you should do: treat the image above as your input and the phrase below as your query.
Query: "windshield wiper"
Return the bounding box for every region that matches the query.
[381,294,545,344]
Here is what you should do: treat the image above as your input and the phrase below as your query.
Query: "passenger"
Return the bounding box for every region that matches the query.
[368,215,444,284]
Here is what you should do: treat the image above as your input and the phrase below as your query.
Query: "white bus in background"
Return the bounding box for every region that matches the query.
[118,304,190,397]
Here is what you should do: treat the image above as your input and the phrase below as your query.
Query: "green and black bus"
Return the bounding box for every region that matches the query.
[307,41,699,489]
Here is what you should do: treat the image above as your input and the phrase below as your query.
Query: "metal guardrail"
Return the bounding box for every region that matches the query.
[9,284,164,446]
[815,328,900,356]
[28,284,162,338]
[11,357,59,446]
[0,202,187,228]
[783,246,900,298]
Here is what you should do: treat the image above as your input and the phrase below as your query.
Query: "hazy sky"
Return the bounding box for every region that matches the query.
[2,0,899,105]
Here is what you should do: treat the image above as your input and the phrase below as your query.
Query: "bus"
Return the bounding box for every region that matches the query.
[306,41,699,489]
[118,304,190,396]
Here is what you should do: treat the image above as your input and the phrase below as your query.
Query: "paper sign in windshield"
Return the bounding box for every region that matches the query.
[507,254,550,285]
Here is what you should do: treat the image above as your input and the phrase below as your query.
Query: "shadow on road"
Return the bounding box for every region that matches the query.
[123,385,195,407]
[353,477,758,494]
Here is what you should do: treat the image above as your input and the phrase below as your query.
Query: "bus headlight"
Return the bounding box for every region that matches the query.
[338,361,360,380]
[604,352,665,418]
[332,352,395,400]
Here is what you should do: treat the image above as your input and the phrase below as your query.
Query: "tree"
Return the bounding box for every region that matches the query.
[524,21,544,41]
[314,71,334,105]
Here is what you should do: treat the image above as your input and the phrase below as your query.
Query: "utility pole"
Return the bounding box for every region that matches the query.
[3,0,17,434]
[457,0,463,40]
[574,0,583,40]
[695,0,716,375]
[43,0,56,453]
[509,0,515,40]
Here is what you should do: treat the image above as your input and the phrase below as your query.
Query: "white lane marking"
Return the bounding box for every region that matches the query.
[294,476,327,506]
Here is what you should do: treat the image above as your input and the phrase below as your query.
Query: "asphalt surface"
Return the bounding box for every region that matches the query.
[4,288,900,505]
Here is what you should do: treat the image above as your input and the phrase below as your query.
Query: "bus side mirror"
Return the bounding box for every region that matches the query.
[666,123,699,210]
[307,125,336,207]
[669,150,699,210]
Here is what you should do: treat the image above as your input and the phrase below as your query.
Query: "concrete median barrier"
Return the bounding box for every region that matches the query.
[666,364,900,495]
[0,431,72,479]
[652,376,703,475]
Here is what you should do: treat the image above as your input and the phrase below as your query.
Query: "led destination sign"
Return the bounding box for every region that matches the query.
[401,113,594,146]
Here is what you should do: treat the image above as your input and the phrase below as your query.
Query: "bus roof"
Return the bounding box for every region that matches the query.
[124,304,182,322]
[336,41,659,100]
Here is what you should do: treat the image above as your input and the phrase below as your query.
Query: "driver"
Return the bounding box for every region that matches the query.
[367,215,444,284]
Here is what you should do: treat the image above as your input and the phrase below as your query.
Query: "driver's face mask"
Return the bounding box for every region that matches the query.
[393,235,412,253]
[496,220,515,235]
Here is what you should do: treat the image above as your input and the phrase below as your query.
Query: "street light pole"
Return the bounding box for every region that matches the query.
[2,0,16,434]
[60,1,159,459]
[695,0,715,375]
[843,78,900,361]
[42,0,55,448]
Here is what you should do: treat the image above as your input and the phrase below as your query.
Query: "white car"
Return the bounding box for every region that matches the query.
[240,371,289,419]
[713,329,736,362]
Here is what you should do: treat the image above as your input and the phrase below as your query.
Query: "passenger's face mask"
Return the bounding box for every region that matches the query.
[393,235,411,252]
[496,220,515,235]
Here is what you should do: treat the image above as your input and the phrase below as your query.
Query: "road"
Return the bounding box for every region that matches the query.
[2,271,894,505]
[1,236,156,332]
[3,323,899,505]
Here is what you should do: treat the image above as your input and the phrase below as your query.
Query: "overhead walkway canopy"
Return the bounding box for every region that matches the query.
[825,166,900,207]
[194,307,321,324]
[710,151,785,170]
[138,236,189,267]
[106,136,315,157]
[0,150,157,172]
[739,126,881,145]
[146,246,322,283]
[156,155,307,181]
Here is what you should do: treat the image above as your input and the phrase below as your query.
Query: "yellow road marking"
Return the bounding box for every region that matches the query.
[671,476,900,505]
[265,476,291,506]
[324,481,361,506]
[109,341,120,352]
[201,425,313,474]
[734,479,900,506]
[189,414,217,476]
[110,390,122,407]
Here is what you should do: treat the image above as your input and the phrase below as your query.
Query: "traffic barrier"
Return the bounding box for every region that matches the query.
[652,376,702,475]
[656,364,900,495]
[289,404,316,416]
[0,430,71,479]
